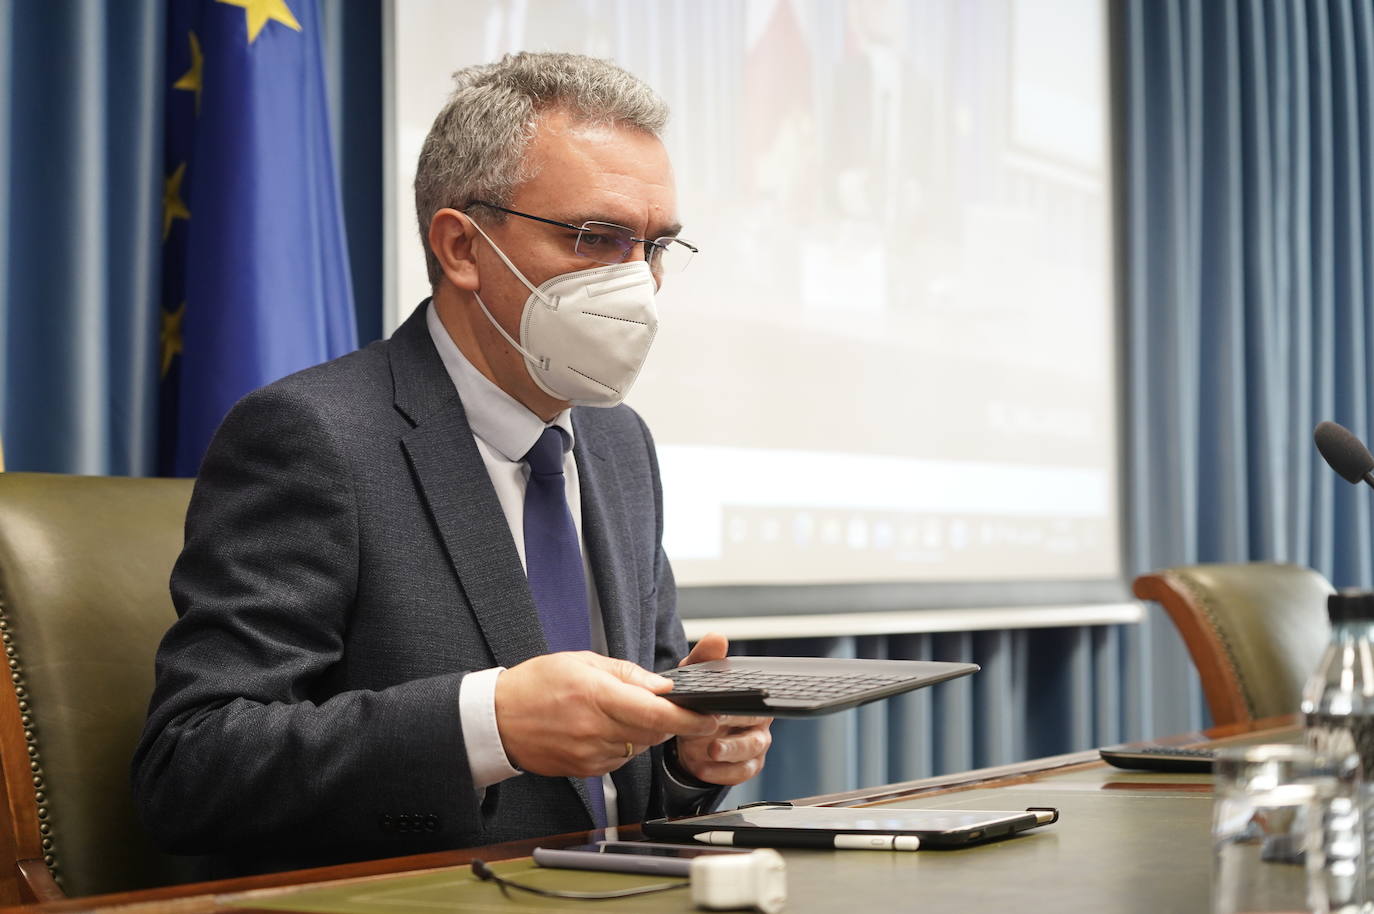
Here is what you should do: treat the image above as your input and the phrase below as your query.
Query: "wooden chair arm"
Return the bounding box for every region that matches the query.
[17,857,63,903]
[1133,571,1251,726]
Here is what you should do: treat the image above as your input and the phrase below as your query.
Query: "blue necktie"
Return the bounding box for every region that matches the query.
[522,426,607,829]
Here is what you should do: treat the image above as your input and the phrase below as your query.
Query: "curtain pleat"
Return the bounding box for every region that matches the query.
[319,0,383,345]
[0,1,164,475]
[0,6,10,469]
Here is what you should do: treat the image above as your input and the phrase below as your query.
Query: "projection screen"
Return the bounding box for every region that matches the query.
[385,0,1121,616]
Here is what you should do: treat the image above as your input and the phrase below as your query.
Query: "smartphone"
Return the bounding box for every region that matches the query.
[532,840,753,876]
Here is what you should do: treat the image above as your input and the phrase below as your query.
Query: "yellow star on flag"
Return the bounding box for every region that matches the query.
[163,163,190,241]
[172,31,204,114]
[161,303,186,378]
[217,0,301,44]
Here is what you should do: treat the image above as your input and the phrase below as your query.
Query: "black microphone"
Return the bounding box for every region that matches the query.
[1314,420,1374,489]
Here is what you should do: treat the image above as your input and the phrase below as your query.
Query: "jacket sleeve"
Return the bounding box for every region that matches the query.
[130,385,482,857]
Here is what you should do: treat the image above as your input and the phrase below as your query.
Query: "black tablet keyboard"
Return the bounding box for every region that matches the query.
[1099,744,1216,773]
[665,668,909,700]
[659,657,980,717]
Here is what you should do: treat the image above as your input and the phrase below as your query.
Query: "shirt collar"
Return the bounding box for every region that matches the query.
[425,301,574,463]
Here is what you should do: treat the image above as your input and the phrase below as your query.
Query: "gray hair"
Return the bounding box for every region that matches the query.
[414,51,670,287]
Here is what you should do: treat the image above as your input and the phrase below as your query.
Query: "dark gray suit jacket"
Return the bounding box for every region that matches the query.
[132,303,707,874]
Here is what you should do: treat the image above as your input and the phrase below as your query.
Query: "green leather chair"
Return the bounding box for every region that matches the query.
[1133,562,1334,727]
[0,472,198,901]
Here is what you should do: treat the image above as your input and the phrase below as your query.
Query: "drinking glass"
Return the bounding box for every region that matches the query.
[1212,744,1363,914]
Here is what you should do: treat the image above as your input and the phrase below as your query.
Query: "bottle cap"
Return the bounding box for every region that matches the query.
[1327,590,1374,623]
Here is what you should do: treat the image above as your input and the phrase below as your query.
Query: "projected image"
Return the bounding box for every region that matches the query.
[391,0,1117,586]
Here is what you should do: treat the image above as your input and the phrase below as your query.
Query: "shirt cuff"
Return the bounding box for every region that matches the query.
[460,666,522,790]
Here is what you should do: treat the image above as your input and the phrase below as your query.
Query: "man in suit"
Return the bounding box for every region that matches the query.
[132,51,772,875]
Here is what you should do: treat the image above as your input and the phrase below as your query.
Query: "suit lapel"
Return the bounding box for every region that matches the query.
[571,412,640,665]
[391,303,548,670]
[574,410,653,818]
[391,304,601,827]
[406,400,600,822]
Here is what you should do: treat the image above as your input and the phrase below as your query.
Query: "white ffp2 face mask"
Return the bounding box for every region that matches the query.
[467,219,659,408]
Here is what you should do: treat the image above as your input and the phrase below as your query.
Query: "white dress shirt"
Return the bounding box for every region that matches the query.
[426,303,620,824]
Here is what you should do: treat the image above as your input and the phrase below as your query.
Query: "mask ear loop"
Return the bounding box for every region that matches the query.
[466,214,556,304]
[471,289,548,371]
[464,214,552,370]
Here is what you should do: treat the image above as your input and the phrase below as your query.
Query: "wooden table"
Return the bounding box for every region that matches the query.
[0,719,1296,914]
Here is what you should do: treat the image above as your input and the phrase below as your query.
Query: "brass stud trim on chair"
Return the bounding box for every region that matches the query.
[1173,572,1257,720]
[0,598,61,888]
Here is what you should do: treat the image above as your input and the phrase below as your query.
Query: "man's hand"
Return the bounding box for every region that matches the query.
[671,633,773,786]
[495,651,719,777]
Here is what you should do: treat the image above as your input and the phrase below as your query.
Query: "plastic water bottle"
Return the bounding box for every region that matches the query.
[1303,590,1374,906]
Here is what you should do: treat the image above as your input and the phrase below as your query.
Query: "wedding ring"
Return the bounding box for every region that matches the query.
[624,741,634,758]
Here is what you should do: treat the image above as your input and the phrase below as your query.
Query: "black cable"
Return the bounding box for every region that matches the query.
[469,859,689,901]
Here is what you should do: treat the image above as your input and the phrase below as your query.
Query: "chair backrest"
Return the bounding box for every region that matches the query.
[1133,562,1333,727]
[0,472,198,900]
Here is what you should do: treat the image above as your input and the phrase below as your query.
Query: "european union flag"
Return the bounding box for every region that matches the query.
[160,0,357,477]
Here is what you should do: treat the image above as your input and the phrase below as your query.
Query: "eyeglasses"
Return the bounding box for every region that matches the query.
[467,201,697,275]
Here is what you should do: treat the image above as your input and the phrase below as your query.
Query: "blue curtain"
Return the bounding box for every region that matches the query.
[319,0,383,346]
[1129,0,1374,583]
[1124,0,1374,733]
[0,0,382,475]
[0,1,165,475]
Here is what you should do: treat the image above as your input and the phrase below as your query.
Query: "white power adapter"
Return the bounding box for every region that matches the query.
[690,848,787,913]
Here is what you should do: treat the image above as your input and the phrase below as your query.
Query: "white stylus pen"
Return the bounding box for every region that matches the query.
[693,831,920,851]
